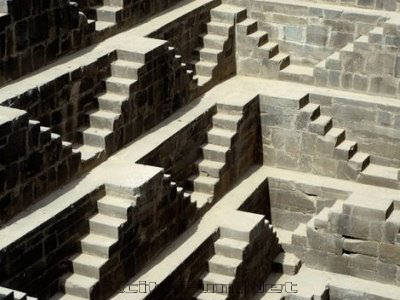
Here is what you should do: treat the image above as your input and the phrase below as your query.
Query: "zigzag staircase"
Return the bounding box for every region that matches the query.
[299,97,400,189]
[187,103,243,210]
[192,4,244,89]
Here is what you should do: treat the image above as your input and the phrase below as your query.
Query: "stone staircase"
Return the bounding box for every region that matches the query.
[193,215,267,300]
[87,0,124,32]
[272,252,301,275]
[186,104,244,209]
[236,16,290,78]
[0,287,37,300]
[192,4,243,89]
[74,51,143,170]
[298,99,400,189]
[279,64,315,85]
[54,192,138,300]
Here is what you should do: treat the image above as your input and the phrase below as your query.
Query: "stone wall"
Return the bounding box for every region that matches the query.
[0,0,94,85]
[149,0,219,62]
[310,93,400,168]
[308,0,400,11]
[0,186,104,299]
[0,106,81,224]
[224,0,388,65]
[0,51,116,142]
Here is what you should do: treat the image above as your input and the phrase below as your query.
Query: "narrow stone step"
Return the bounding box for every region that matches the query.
[103,0,128,7]
[111,60,144,79]
[236,18,258,35]
[82,127,113,149]
[193,75,211,87]
[280,64,315,85]
[360,164,400,189]
[97,92,128,113]
[89,214,126,239]
[269,52,290,70]
[195,60,217,77]
[202,144,230,162]
[105,76,137,95]
[247,30,269,47]
[309,115,333,135]
[210,4,247,24]
[50,292,86,300]
[195,291,227,300]
[74,144,104,168]
[207,21,233,37]
[209,254,241,276]
[198,159,225,178]
[89,110,120,130]
[334,140,358,160]
[325,127,346,146]
[274,227,294,252]
[273,252,301,275]
[291,223,307,249]
[97,195,134,218]
[95,20,114,32]
[202,273,234,293]
[214,238,248,260]
[349,152,370,171]
[81,234,118,258]
[198,48,222,63]
[189,191,213,208]
[207,128,236,147]
[300,103,320,121]
[71,253,108,279]
[256,42,279,59]
[63,273,98,299]
[193,175,219,194]
[202,34,226,51]
[212,113,241,130]
[96,5,122,23]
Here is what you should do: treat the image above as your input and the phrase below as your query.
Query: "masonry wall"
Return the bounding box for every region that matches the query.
[0,186,104,299]
[0,106,81,224]
[310,93,400,168]
[0,51,116,142]
[308,0,400,11]
[224,0,388,64]
[0,0,94,85]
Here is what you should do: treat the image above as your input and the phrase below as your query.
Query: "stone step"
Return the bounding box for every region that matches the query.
[207,21,233,37]
[300,103,320,121]
[265,52,290,72]
[194,291,227,300]
[95,20,114,32]
[63,273,98,299]
[189,191,213,209]
[89,110,120,130]
[50,292,86,300]
[198,159,225,178]
[89,214,126,239]
[291,223,307,249]
[369,26,383,43]
[97,195,134,218]
[208,254,242,276]
[325,127,346,146]
[201,34,227,51]
[193,75,211,87]
[82,127,113,149]
[202,144,230,162]
[212,113,242,130]
[210,4,247,24]
[74,144,104,169]
[220,217,264,242]
[103,0,128,7]
[247,30,269,47]
[274,227,294,252]
[325,52,341,70]
[207,127,236,147]
[334,140,358,160]
[309,115,333,135]
[280,64,315,85]
[215,238,248,260]
[71,253,108,279]
[0,288,14,300]
[197,47,222,63]
[314,207,329,229]
[273,252,301,275]
[349,152,370,171]
[111,60,144,79]
[236,18,258,35]
[105,76,137,95]
[97,92,128,113]
[81,234,118,258]
[193,175,219,194]
[95,5,122,23]
[256,42,279,59]
[202,272,235,294]
[360,164,400,189]
[195,61,217,77]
